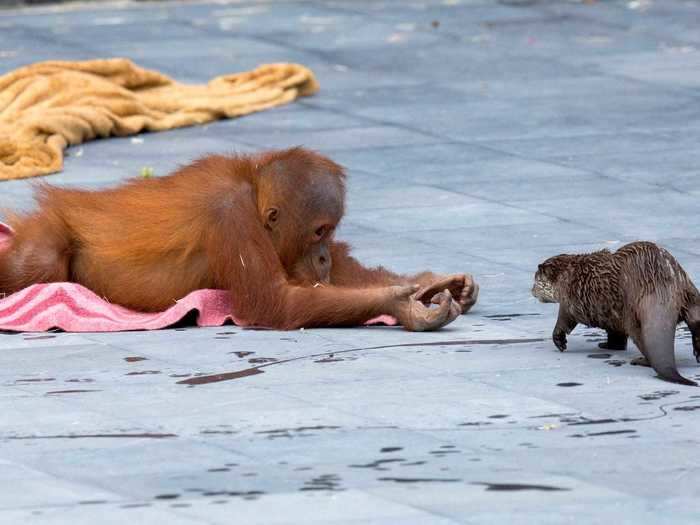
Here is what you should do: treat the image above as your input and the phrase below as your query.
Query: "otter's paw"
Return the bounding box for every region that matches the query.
[553,330,567,352]
[598,341,627,351]
[631,357,651,367]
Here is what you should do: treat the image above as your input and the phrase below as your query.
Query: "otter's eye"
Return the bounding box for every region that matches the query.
[314,226,325,240]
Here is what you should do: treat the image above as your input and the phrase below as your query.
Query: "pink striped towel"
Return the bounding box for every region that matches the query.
[0,223,395,333]
[0,282,396,333]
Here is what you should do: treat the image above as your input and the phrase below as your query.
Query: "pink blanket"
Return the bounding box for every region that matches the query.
[0,223,394,333]
[0,283,234,332]
[0,282,395,333]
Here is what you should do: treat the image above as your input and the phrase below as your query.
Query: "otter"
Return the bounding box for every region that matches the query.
[532,241,700,386]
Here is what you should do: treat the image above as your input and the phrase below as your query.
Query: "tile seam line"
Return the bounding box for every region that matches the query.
[298,99,694,197]
[0,0,282,18]
[430,184,635,244]
[356,488,468,525]
[440,141,696,198]
[545,6,700,65]
[0,468,135,513]
[596,70,700,102]
[9,1,700,108]
[3,433,267,517]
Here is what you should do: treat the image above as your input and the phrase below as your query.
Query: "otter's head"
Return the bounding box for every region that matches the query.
[532,255,577,303]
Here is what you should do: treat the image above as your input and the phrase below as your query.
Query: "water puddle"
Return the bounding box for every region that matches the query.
[379,477,461,483]
[177,338,544,386]
[473,482,569,492]
[5,432,176,440]
[46,389,100,395]
[570,429,637,438]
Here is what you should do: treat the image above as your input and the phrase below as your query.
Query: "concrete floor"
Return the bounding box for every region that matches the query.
[1,0,700,523]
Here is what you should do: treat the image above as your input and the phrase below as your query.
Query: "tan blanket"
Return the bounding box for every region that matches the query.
[0,58,319,181]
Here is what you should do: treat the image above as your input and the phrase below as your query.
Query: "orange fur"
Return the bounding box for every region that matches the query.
[0,148,473,330]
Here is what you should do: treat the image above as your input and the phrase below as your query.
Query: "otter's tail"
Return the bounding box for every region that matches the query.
[639,296,697,386]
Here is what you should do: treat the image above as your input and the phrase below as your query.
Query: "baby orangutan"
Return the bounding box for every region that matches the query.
[0,148,478,331]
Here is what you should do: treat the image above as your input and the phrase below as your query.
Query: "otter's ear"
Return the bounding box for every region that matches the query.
[264,207,279,231]
[538,262,556,279]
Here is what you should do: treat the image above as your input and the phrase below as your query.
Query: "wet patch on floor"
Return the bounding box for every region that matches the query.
[255,426,341,439]
[673,405,700,412]
[606,359,626,367]
[249,357,277,364]
[484,313,541,321]
[350,458,404,471]
[300,474,344,492]
[570,429,637,438]
[45,389,100,395]
[430,446,460,457]
[400,461,427,466]
[200,428,237,435]
[379,477,461,483]
[565,418,617,427]
[154,494,180,500]
[639,391,679,401]
[472,482,570,492]
[177,339,545,386]
[4,432,177,440]
[178,368,264,385]
[315,354,358,363]
[231,351,254,358]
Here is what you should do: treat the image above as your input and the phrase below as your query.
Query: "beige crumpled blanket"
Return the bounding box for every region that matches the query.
[0,58,319,181]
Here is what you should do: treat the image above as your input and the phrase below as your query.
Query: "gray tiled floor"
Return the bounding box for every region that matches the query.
[2,0,700,523]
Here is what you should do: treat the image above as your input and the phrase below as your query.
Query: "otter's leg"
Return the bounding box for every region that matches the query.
[599,330,628,350]
[683,302,700,364]
[553,307,577,352]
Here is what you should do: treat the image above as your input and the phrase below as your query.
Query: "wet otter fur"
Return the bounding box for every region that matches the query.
[532,241,700,386]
